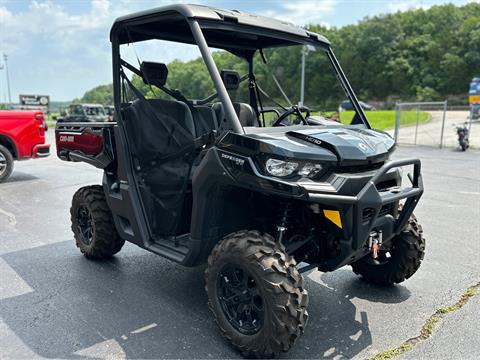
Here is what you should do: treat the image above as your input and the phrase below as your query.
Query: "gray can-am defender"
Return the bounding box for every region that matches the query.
[55,4,425,357]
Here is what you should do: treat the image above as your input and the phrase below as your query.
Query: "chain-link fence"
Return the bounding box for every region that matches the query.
[393,101,447,147]
[393,101,476,149]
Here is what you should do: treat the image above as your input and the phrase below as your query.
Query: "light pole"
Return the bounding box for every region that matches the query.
[3,54,12,107]
[299,45,315,108]
[299,47,306,107]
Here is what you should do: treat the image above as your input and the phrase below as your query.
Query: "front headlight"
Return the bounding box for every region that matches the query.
[265,158,298,177]
[298,163,323,177]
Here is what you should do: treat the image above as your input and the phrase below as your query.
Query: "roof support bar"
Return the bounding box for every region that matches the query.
[188,19,244,134]
[327,49,371,129]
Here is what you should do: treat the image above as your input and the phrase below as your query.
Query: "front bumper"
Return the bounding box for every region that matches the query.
[32,144,51,158]
[218,150,423,268]
[307,158,423,269]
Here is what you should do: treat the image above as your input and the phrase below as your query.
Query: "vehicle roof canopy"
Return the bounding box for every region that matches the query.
[71,104,104,108]
[110,4,330,55]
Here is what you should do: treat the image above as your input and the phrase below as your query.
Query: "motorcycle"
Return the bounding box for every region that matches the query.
[454,122,470,151]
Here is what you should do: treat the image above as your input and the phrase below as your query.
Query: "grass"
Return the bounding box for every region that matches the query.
[335,110,430,131]
[369,283,479,360]
[437,287,476,314]
[370,343,414,360]
[262,110,431,131]
[44,109,429,131]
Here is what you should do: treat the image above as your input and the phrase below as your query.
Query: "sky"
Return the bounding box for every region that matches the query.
[0,0,477,102]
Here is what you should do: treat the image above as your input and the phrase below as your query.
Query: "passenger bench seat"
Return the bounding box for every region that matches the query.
[191,105,218,137]
[212,102,259,128]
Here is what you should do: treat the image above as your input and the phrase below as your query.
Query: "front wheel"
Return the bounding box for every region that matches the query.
[205,231,308,358]
[352,213,425,286]
[70,185,125,259]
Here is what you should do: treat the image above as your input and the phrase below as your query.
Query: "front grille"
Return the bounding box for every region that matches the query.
[336,161,384,173]
[379,204,392,217]
[362,204,392,224]
[362,208,375,223]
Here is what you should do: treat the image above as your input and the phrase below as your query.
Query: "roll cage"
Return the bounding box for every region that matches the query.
[110,3,371,133]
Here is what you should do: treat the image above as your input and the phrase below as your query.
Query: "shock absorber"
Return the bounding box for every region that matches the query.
[276,202,293,243]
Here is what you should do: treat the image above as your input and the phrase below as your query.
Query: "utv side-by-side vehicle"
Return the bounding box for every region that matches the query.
[55,4,425,357]
[58,103,108,123]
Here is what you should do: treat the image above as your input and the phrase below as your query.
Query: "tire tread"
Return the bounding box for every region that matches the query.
[205,230,308,358]
[70,185,124,259]
[352,214,425,285]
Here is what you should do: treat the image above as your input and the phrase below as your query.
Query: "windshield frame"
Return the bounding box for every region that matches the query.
[111,14,371,133]
[196,20,371,130]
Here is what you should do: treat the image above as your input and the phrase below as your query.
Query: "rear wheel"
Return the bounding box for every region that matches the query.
[70,185,124,259]
[0,144,14,183]
[205,230,308,358]
[352,212,425,286]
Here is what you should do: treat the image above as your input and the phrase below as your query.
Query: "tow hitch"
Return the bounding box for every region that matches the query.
[368,231,383,259]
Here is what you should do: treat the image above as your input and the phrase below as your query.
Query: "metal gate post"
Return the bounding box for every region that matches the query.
[394,103,400,143]
[439,100,447,148]
[468,106,473,135]
[414,106,420,145]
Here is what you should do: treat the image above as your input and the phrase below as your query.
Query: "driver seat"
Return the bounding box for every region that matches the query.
[212,102,260,128]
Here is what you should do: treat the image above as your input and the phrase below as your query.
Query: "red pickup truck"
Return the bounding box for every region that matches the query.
[0,110,50,182]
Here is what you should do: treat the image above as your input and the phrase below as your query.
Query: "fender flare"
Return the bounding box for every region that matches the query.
[0,133,18,159]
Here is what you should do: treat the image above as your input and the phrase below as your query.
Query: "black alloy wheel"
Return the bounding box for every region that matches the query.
[205,230,308,357]
[77,206,93,246]
[70,185,125,259]
[217,264,264,335]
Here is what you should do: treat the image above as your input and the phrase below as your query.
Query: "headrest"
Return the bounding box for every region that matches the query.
[140,61,168,87]
[220,70,240,90]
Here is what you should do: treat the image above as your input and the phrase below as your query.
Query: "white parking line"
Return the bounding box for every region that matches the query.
[0,207,16,225]
[73,339,126,359]
[0,258,33,300]
[458,191,480,196]
[0,320,41,358]
[130,323,157,334]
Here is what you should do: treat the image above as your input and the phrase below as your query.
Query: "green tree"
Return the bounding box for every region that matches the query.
[75,2,480,108]
[80,84,113,105]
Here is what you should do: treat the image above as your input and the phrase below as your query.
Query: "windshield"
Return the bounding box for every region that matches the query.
[70,104,84,116]
[84,106,105,116]
[116,35,369,132]
[250,45,364,126]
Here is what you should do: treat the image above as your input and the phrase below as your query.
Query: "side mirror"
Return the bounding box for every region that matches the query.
[140,61,168,88]
[220,70,240,90]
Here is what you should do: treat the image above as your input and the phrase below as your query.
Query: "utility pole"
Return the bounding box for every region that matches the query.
[3,54,12,107]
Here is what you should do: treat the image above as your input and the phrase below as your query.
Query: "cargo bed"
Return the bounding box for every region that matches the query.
[55,122,116,169]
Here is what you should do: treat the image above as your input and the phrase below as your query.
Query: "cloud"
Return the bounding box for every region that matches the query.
[0,0,205,100]
[264,0,337,27]
[0,0,129,55]
[386,1,433,13]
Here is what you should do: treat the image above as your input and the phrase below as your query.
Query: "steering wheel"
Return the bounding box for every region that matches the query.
[272,105,310,127]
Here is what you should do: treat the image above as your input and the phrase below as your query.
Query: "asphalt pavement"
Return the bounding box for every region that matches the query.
[0,130,479,359]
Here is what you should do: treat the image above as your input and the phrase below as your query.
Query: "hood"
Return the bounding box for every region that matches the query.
[224,125,395,165]
[286,127,395,163]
